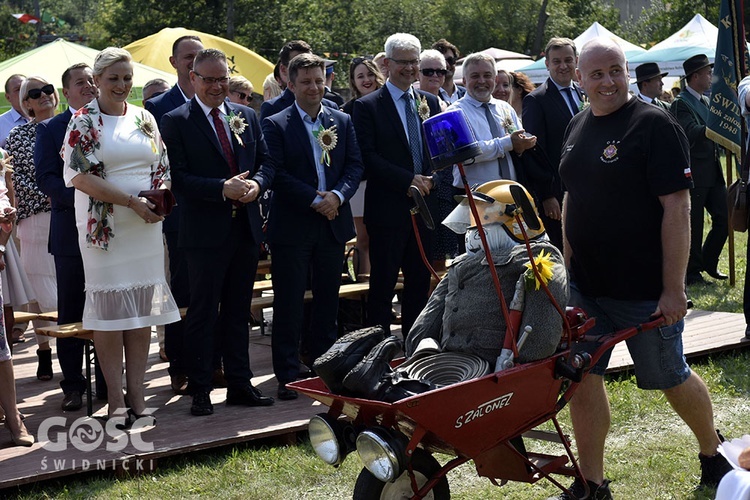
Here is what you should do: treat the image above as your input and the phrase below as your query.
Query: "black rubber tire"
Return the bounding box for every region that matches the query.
[352,448,450,499]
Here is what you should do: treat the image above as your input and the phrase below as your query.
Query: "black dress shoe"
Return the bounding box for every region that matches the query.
[686,272,708,285]
[343,336,402,399]
[61,391,83,411]
[277,384,298,401]
[226,384,274,406]
[313,326,386,393]
[705,269,728,280]
[171,374,189,395]
[191,391,214,416]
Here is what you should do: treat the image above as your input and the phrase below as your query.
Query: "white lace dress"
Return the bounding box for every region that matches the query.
[63,104,179,331]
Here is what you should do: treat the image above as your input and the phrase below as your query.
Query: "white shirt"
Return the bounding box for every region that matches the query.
[0,108,28,148]
[551,80,580,115]
[194,96,233,151]
[385,80,423,153]
[739,76,750,150]
[293,102,344,206]
[448,95,521,187]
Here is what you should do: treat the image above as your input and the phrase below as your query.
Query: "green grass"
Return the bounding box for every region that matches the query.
[7,218,750,499]
[9,353,750,499]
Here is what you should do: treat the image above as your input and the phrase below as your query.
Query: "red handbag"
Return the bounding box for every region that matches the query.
[138,189,176,217]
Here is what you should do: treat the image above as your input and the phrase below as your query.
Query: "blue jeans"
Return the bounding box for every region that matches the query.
[570,283,691,390]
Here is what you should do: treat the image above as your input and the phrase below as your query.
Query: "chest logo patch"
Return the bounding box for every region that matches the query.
[600,141,620,164]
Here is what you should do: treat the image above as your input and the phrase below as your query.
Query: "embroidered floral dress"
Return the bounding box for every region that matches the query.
[62,100,179,331]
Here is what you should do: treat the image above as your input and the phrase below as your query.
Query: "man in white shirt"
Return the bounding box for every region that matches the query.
[0,74,28,148]
[448,53,536,190]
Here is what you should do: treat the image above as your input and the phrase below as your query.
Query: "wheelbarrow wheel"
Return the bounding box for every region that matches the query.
[352,448,449,499]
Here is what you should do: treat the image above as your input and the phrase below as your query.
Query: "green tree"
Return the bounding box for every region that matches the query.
[623,0,721,47]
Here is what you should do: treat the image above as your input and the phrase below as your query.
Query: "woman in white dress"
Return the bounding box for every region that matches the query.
[62,47,180,427]
[5,76,60,380]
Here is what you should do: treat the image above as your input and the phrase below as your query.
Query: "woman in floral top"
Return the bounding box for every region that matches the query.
[62,48,179,428]
[5,75,59,381]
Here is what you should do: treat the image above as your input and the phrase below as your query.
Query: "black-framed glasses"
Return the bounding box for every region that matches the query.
[444,57,457,66]
[193,72,229,85]
[26,84,55,100]
[233,90,253,102]
[420,68,448,77]
[390,58,420,67]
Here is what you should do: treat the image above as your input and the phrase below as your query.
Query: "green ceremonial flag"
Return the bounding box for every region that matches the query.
[41,11,54,23]
[706,0,748,157]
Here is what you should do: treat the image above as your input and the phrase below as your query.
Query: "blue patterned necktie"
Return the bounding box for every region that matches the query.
[401,92,423,174]
[562,87,578,116]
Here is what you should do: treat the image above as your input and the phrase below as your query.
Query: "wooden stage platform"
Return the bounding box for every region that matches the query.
[1,308,748,490]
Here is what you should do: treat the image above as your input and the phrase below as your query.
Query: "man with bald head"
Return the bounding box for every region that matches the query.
[558,38,730,498]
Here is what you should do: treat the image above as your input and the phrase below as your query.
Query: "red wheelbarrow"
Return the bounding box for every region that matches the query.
[289,310,664,499]
[288,143,664,498]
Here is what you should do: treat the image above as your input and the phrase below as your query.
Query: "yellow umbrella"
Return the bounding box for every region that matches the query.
[123,27,274,91]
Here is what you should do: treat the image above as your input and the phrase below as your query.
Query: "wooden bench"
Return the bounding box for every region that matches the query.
[12,311,40,324]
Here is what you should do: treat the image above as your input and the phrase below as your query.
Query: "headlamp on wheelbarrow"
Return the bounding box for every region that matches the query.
[308,413,357,467]
[356,426,410,482]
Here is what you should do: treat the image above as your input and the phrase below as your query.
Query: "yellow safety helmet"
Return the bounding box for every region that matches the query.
[468,180,545,243]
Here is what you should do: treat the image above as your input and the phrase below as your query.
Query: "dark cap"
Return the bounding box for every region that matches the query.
[634,62,668,83]
[682,54,713,78]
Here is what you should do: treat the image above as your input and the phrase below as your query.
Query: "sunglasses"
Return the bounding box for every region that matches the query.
[26,84,55,100]
[233,91,253,102]
[444,57,457,66]
[420,68,448,77]
[351,56,373,66]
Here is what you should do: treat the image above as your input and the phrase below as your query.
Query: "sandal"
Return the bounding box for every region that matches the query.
[11,329,25,344]
[36,349,53,381]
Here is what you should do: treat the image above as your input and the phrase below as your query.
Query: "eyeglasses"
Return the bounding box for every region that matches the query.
[233,91,253,102]
[26,84,55,100]
[390,58,420,67]
[444,57,457,66]
[420,68,448,77]
[193,72,229,85]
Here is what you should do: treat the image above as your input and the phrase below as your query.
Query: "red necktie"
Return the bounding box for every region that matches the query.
[210,108,238,176]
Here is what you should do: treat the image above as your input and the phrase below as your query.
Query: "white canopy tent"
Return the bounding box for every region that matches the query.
[628,14,750,79]
[452,47,532,84]
[0,38,177,90]
[516,22,646,84]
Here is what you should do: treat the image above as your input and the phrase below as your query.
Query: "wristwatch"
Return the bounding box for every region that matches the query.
[0,244,7,254]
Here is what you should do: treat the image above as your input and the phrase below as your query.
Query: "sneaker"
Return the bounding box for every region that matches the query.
[699,452,733,488]
[552,478,612,500]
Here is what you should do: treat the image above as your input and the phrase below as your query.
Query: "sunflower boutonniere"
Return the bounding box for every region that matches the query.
[523,249,556,291]
[415,94,431,121]
[312,124,338,167]
[225,110,248,146]
[135,112,157,153]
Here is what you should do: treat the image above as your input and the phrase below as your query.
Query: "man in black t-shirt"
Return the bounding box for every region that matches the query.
[555,38,731,499]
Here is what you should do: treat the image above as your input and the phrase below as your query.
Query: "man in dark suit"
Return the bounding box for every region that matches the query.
[323,61,345,106]
[145,35,204,395]
[522,37,584,250]
[671,54,728,285]
[161,48,275,416]
[353,33,442,337]
[634,62,670,110]
[35,63,104,411]
[263,54,363,401]
[432,39,466,104]
[260,40,339,121]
